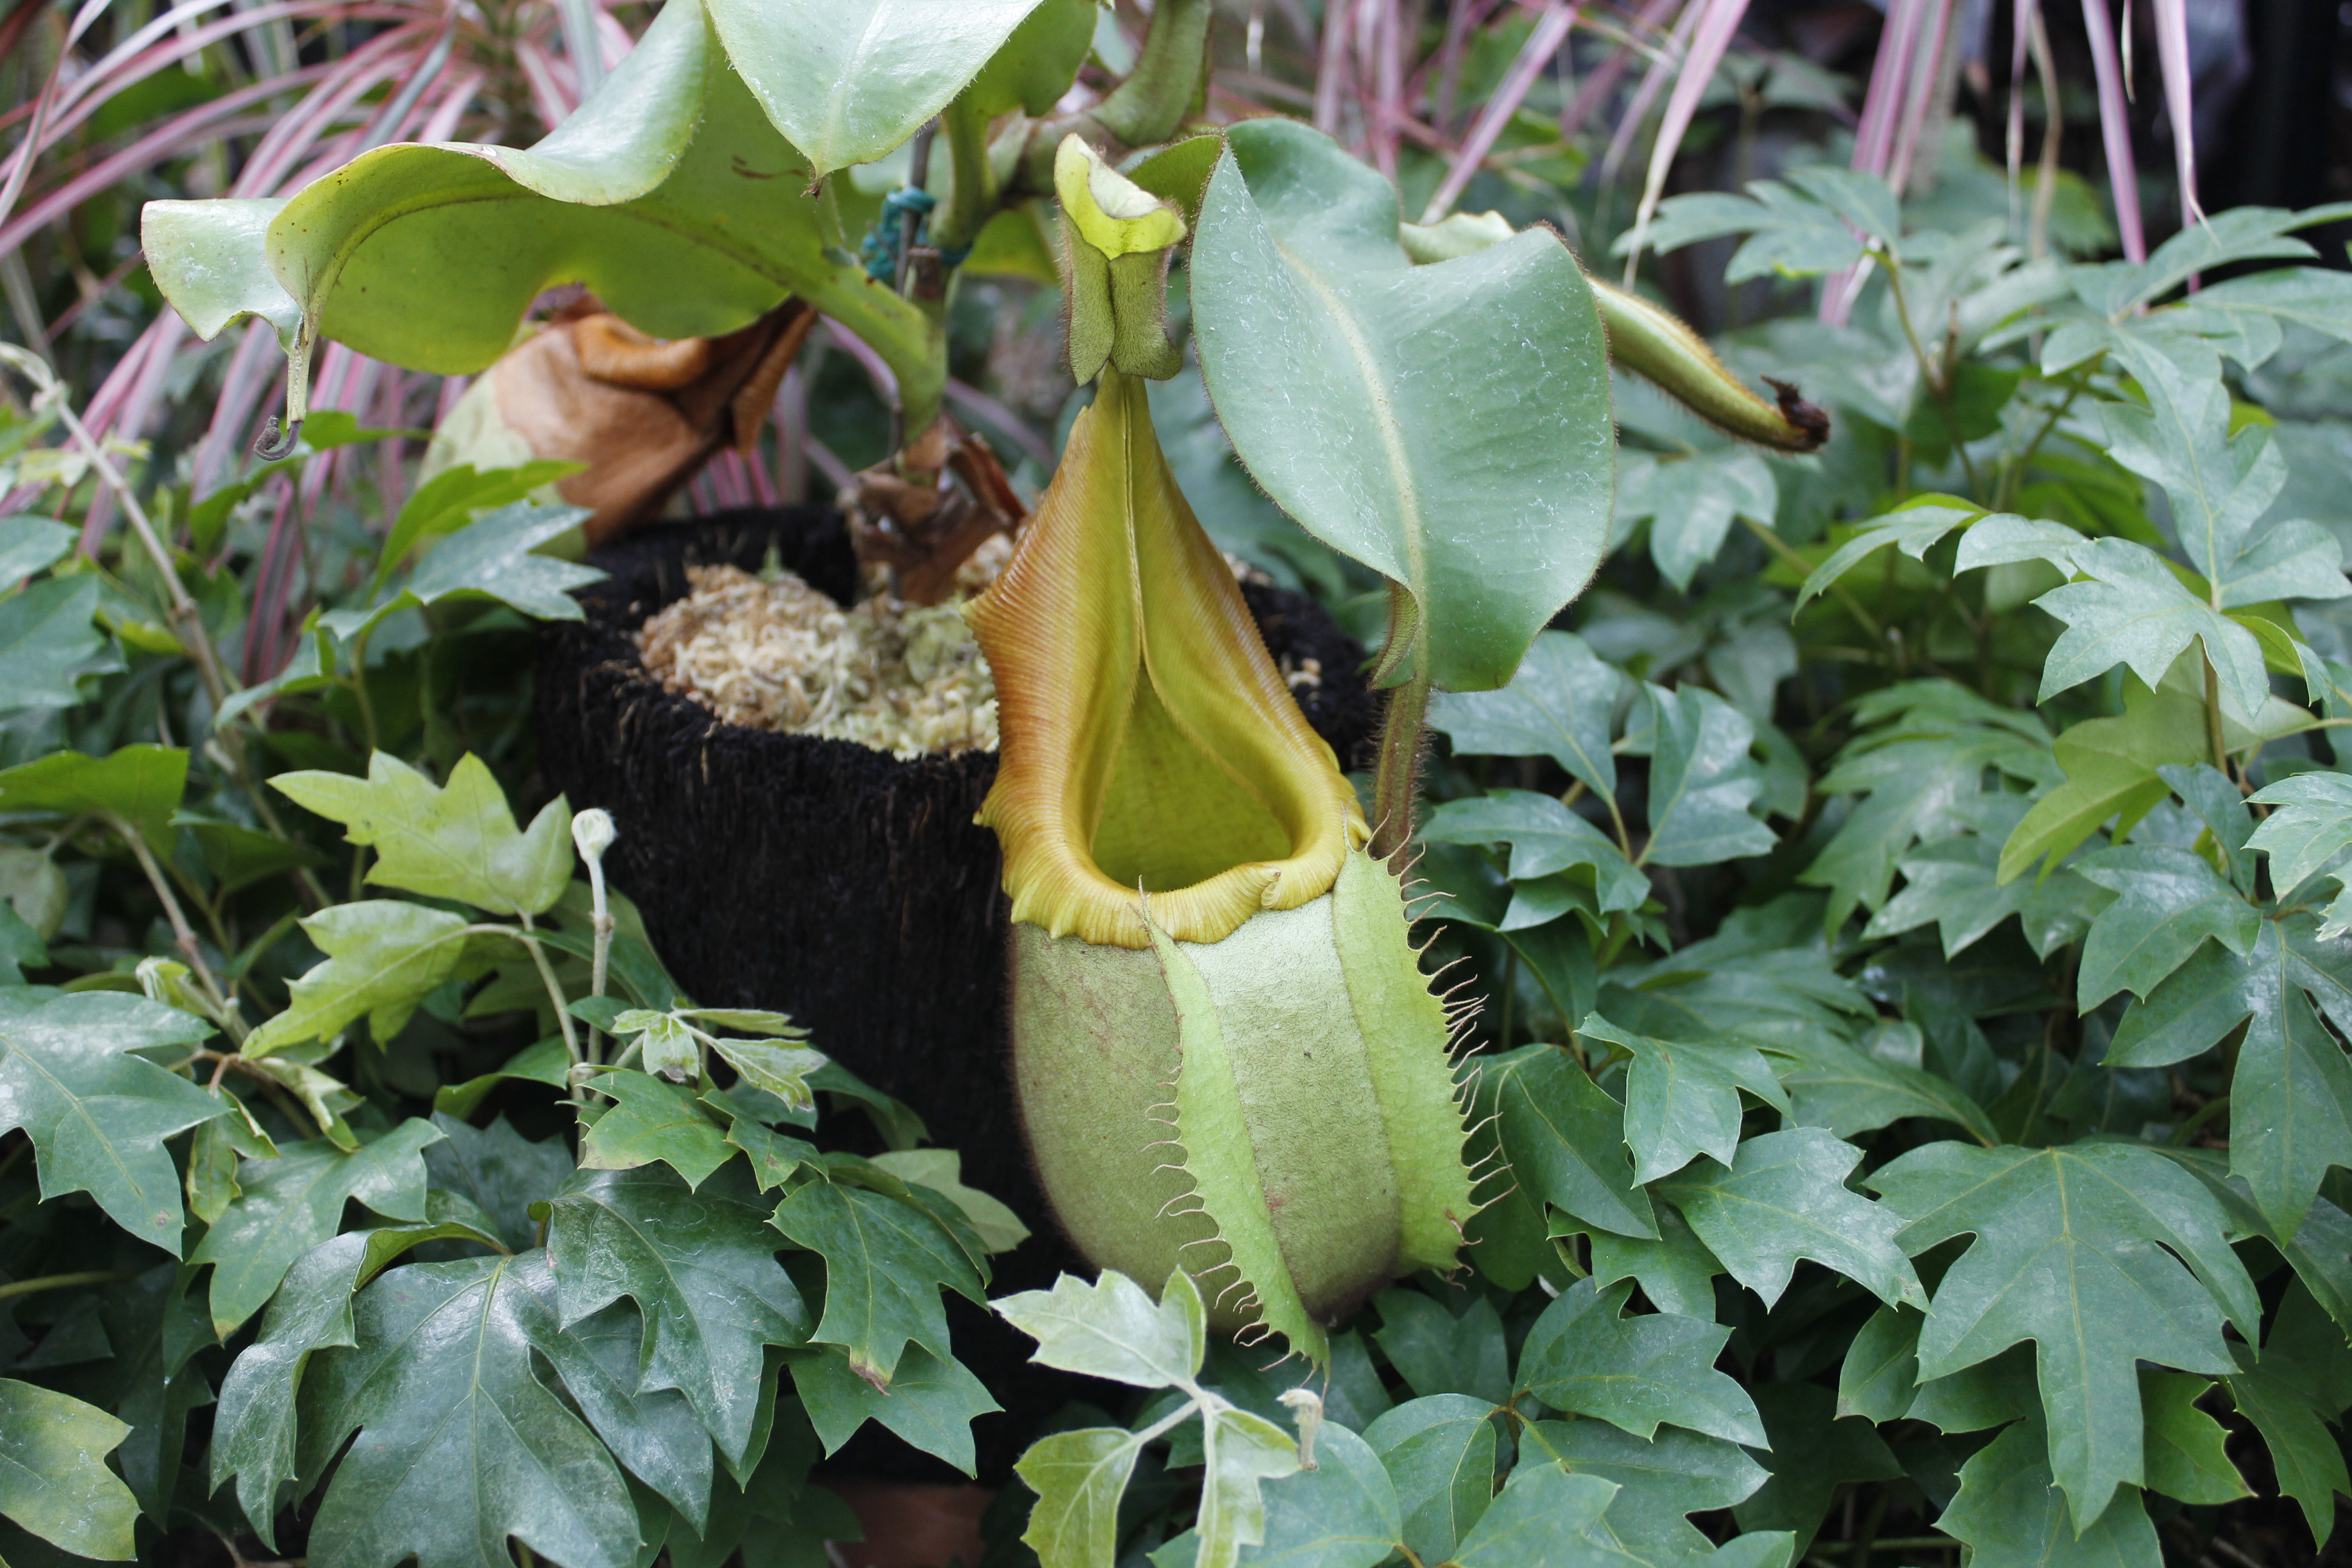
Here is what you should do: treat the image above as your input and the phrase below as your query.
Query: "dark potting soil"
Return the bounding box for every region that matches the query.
[535,505,1379,1483]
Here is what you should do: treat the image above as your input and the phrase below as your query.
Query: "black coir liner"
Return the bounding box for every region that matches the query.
[535,505,1378,1482]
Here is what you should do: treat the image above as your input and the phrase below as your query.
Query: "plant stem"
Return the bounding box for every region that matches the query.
[1370,663,1433,869]
[2205,652,2229,770]
[1882,252,1983,499]
[1741,516,1885,641]
[0,1270,136,1302]
[514,912,583,1100]
[1094,0,1216,147]
[108,811,243,1041]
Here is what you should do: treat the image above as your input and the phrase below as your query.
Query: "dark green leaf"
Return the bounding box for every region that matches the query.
[1420,792,1646,915]
[1483,1044,1656,1239]
[770,1178,982,1388]
[0,515,76,589]
[1938,1419,2161,1568]
[0,744,187,851]
[1524,1419,1768,1562]
[423,1111,574,1254]
[1369,1289,1510,1406]
[1730,1382,1902,1548]
[0,990,222,1251]
[1762,1031,1999,1146]
[579,1071,738,1189]
[1234,1420,1401,1568]
[190,1117,441,1336]
[1450,1464,1619,1568]
[1360,1396,1494,1564]
[298,1253,641,1568]
[0,576,106,713]
[547,1163,810,1465]
[2073,844,2262,1009]
[1517,1279,1764,1445]
[1659,1128,1925,1310]
[1575,1204,1722,1320]
[2138,1371,2248,1505]
[1427,631,1621,800]
[1637,685,1775,867]
[1871,1141,2259,1529]
[789,1343,998,1475]
[1581,1014,1789,1184]
[0,1378,137,1559]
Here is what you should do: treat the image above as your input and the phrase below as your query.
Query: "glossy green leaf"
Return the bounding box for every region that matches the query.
[1659,1128,1926,1310]
[1581,1013,1789,1184]
[1870,1141,2258,1530]
[1360,1396,1494,1564]
[770,1176,982,1388]
[1369,1290,1511,1406]
[1234,1420,1402,1568]
[1796,500,1982,608]
[0,576,105,713]
[298,1254,641,1568]
[994,1267,1206,1390]
[1483,1044,1657,1239]
[2073,844,2262,1009]
[2034,538,2274,717]
[373,459,583,596]
[2106,916,2352,1236]
[139,197,300,341]
[1191,120,1613,691]
[190,1118,441,1336]
[790,1342,997,1475]
[578,1071,738,1189]
[1419,792,1647,916]
[527,1295,715,1533]
[1637,684,1775,867]
[2138,1371,2248,1504]
[424,1112,574,1254]
[0,991,223,1252]
[400,500,604,622]
[547,1163,810,1465]
[1573,1205,1723,1320]
[1938,1420,2161,1568]
[706,0,1045,177]
[242,900,471,1057]
[1761,1032,1999,1146]
[1518,1279,1764,1444]
[2249,770,2352,932]
[1427,631,1621,800]
[0,744,187,852]
[210,1223,495,1542]
[1524,1420,1768,1562]
[1864,835,2097,961]
[0,1379,137,1560]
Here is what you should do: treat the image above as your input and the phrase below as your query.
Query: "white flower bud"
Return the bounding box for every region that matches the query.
[572,808,617,866]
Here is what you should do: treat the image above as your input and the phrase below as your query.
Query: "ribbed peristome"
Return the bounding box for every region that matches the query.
[968,368,1366,948]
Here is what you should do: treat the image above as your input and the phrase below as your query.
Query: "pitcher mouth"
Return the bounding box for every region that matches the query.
[968,368,1367,949]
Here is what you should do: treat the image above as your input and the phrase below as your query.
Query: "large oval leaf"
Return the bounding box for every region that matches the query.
[142,4,940,427]
[1190,120,1615,692]
[705,0,1047,177]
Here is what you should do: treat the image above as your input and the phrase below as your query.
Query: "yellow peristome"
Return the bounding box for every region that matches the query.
[968,369,1366,948]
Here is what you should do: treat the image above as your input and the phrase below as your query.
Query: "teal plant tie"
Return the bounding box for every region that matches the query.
[860,187,967,284]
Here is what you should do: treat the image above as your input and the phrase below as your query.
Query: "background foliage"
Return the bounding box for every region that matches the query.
[8,2,2352,1567]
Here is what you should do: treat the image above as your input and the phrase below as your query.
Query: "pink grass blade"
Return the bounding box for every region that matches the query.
[1886,0,1955,195]
[2079,0,2146,261]
[2149,0,2200,225]
[1421,0,1579,224]
[1599,0,1705,191]
[1620,0,1749,280]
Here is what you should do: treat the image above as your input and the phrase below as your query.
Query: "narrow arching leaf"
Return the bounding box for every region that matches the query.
[1870,1141,2259,1531]
[241,900,470,1058]
[1659,1129,1925,1310]
[1191,120,1613,692]
[1517,1279,1764,1445]
[190,1118,442,1336]
[705,0,1046,177]
[0,1379,137,1560]
[1427,631,1622,799]
[771,1177,982,1388]
[298,1254,641,1568]
[546,1163,810,1465]
[401,501,604,622]
[0,991,223,1252]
